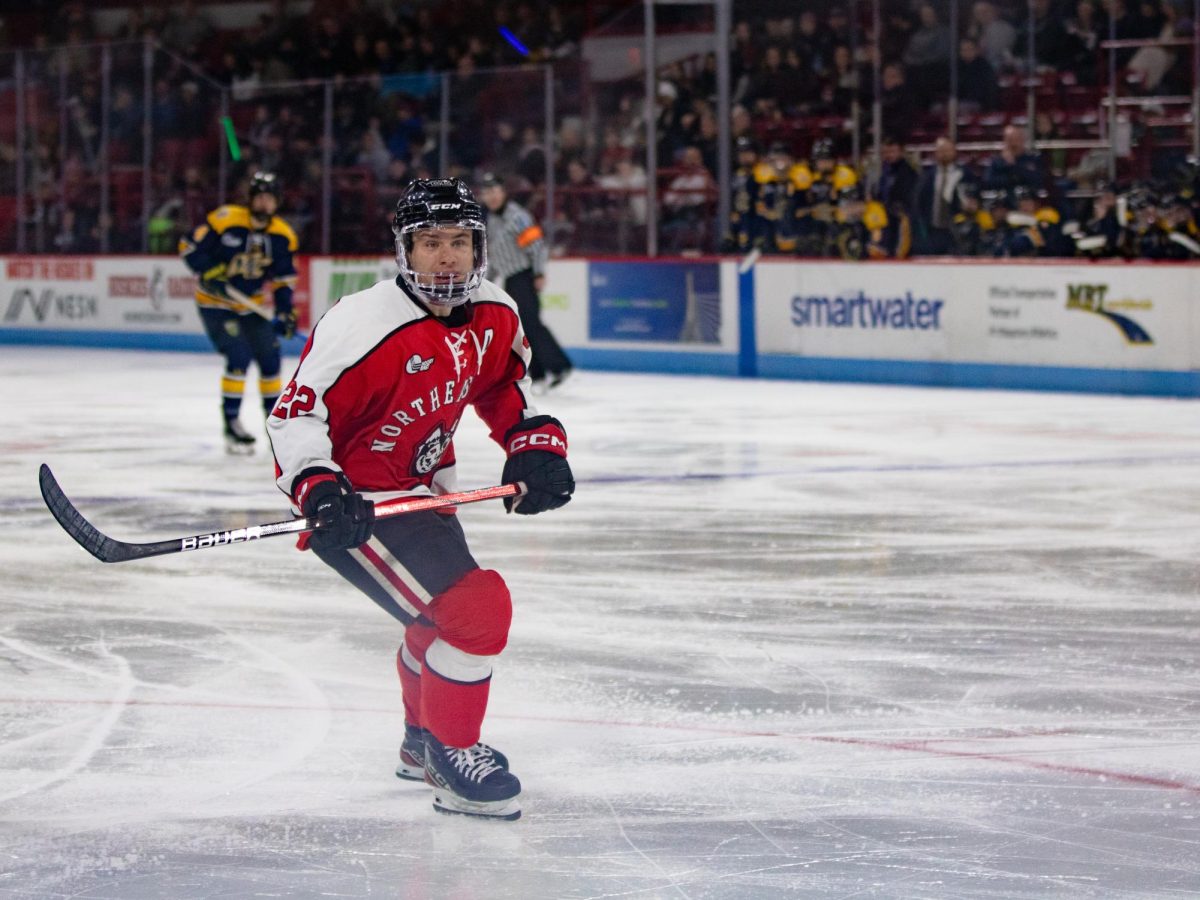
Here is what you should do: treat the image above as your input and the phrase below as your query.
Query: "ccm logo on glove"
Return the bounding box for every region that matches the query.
[506,429,567,455]
[501,415,574,515]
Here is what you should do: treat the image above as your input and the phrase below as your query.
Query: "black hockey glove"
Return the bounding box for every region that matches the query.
[501,415,574,515]
[297,472,375,551]
[273,309,297,339]
[199,278,232,301]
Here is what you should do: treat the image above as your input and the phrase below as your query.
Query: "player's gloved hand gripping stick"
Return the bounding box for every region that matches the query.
[294,471,374,551]
[38,464,523,564]
[501,415,575,515]
[203,272,303,341]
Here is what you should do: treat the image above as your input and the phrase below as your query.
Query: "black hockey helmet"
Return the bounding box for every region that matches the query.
[1125,184,1157,211]
[838,181,865,203]
[477,171,504,190]
[391,178,487,307]
[811,137,835,161]
[249,171,279,200]
[1011,184,1035,205]
[980,189,1010,210]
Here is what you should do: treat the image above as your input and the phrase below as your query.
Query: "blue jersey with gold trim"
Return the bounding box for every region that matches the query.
[180,205,299,314]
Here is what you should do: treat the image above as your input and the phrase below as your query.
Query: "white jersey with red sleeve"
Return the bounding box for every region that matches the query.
[267,276,535,505]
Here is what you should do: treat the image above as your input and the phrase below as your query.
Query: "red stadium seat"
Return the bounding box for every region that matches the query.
[0,195,18,250]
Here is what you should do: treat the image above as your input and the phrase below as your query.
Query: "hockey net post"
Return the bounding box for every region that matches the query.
[38,464,522,564]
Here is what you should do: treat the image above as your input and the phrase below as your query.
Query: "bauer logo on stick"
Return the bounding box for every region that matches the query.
[181,527,265,551]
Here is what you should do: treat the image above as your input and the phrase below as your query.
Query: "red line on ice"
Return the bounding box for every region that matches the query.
[5,697,1198,795]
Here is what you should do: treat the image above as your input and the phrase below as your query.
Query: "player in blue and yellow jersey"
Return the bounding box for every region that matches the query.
[724,136,765,252]
[830,183,908,260]
[950,183,990,256]
[789,138,859,257]
[1006,186,1069,257]
[180,172,299,454]
[1161,194,1200,259]
[754,142,799,253]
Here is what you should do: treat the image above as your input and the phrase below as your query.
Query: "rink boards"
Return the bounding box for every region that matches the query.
[2,254,1197,396]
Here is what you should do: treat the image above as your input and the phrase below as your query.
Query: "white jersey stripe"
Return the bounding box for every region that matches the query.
[366,539,434,604]
[349,539,429,620]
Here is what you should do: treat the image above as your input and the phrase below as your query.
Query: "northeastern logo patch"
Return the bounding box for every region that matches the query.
[412,424,453,476]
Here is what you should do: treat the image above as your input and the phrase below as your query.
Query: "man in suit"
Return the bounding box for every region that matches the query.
[913,136,971,255]
[873,135,919,221]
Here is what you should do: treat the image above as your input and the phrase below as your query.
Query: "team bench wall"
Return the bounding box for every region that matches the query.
[2,255,1197,397]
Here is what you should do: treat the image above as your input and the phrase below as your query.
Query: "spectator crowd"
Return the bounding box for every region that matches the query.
[0,0,1196,259]
[723,127,1200,260]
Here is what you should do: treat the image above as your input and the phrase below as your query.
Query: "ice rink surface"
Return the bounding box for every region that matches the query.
[1,345,1199,899]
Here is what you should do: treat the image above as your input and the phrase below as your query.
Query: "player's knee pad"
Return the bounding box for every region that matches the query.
[430,568,511,657]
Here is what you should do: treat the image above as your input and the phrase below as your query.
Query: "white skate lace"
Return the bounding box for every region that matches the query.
[447,745,501,782]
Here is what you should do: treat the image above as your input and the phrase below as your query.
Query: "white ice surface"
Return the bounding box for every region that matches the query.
[1,346,1199,899]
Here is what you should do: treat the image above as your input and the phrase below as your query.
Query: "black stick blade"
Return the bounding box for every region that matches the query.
[38,464,136,563]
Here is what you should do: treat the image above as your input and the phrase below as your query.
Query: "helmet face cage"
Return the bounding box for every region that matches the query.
[249,171,279,200]
[392,178,487,307]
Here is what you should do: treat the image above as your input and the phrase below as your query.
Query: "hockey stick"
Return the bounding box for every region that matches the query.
[38,464,522,564]
[224,283,309,342]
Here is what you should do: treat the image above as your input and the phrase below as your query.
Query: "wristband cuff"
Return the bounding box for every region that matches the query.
[293,471,340,509]
[503,415,568,458]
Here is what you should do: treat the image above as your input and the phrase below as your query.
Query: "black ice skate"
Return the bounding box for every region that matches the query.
[546,368,572,391]
[424,731,521,820]
[223,417,257,455]
[396,724,510,782]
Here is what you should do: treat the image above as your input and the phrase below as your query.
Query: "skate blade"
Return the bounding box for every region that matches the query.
[224,441,256,456]
[395,762,426,781]
[431,791,521,821]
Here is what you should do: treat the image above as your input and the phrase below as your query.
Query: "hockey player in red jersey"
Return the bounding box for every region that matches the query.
[266,178,574,820]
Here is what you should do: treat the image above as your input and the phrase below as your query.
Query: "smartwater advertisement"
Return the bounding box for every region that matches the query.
[754,260,1197,370]
[588,261,720,344]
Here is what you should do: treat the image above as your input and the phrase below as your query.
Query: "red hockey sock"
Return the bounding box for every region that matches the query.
[397,620,437,727]
[421,639,492,747]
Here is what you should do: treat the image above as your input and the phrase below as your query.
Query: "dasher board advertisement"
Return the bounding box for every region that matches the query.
[755,261,1197,371]
[1,257,199,334]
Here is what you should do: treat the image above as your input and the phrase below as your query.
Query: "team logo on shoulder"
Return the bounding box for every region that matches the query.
[412,424,453,476]
[405,353,434,374]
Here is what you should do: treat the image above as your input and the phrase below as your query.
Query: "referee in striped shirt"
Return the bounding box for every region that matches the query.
[478,173,573,390]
